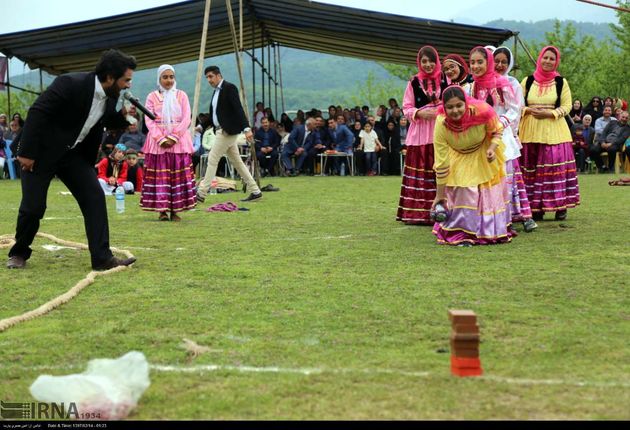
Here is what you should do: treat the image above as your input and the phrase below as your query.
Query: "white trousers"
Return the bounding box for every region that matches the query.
[98,178,134,195]
[198,130,260,198]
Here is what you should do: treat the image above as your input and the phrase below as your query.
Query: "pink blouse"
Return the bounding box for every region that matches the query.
[402,80,440,147]
[142,89,194,155]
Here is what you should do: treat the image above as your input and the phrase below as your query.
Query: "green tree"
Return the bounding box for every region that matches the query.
[341,71,406,110]
[609,0,630,98]
[514,20,626,103]
[0,86,38,118]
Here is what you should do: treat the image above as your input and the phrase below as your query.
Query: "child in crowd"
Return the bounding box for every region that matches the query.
[96,143,134,195]
[358,122,383,176]
[571,124,589,173]
[125,149,143,194]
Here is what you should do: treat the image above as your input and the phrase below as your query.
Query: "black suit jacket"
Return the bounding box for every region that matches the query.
[208,80,249,135]
[18,72,128,173]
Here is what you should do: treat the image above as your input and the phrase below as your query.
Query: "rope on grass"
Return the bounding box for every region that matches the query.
[0,232,134,333]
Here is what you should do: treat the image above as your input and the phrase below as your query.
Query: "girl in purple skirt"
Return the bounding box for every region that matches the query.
[140,65,197,221]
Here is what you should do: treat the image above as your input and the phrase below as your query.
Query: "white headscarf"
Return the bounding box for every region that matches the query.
[157,64,181,132]
[494,46,515,76]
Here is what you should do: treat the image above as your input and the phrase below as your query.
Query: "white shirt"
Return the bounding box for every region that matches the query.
[359,130,379,152]
[212,79,224,128]
[73,76,107,148]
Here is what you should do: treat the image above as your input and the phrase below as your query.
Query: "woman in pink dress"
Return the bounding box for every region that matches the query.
[396,45,445,225]
[140,64,196,221]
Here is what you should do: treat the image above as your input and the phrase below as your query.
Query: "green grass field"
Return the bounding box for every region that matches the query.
[0,174,628,420]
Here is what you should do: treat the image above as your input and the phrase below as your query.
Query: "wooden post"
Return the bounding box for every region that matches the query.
[190,0,213,137]
[278,43,285,114]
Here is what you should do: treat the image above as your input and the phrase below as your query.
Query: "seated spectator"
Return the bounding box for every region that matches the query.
[254,117,281,177]
[264,107,276,124]
[351,120,365,175]
[307,116,329,174]
[615,107,623,121]
[328,115,354,175]
[584,96,603,123]
[282,117,320,176]
[3,119,21,141]
[280,112,293,133]
[594,106,617,142]
[118,122,146,153]
[380,119,402,175]
[571,124,589,173]
[125,149,143,194]
[399,116,409,147]
[569,99,584,125]
[99,128,123,160]
[96,144,134,195]
[594,111,630,172]
[386,98,399,121]
[253,102,265,130]
[0,113,8,136]
[357,122,383,176]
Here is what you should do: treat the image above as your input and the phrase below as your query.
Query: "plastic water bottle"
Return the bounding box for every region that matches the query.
[340,163,346,176]
[115,186,125,213]
[209,177,218,195]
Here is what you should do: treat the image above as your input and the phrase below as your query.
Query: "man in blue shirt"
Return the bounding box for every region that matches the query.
[254,117,281,177]
[328,116,355,175]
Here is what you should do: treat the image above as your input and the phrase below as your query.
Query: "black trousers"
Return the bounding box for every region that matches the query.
[9,150,113,267]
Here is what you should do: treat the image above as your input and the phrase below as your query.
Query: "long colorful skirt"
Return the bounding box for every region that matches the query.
[140,153,197,213]
[432,178,515,246]
[519,142,580,213]
[396,145,436,225]
[505,158,533,222]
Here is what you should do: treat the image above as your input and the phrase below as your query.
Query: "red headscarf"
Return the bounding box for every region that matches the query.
[469,46,512,100]
[443,54,469,85]
[534,46,561,84]
[533,46,561,95]
[416,45,442,98]
[438,85,498,134]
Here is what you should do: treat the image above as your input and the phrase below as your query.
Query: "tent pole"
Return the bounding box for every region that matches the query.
[190,0,212,136]
[267,43,271,111]
[261,31,265,109]
[512,32,519,75]
[39,68,43,92]
[273,43,278,117]
[239,0,243,51]
[226,0,260,185]
[6,59,11,116]
[278,43,285,115]
[251,10,256,120]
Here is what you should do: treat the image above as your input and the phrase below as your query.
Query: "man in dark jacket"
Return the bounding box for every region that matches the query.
[196,66,262,202]
[7,49,137,270]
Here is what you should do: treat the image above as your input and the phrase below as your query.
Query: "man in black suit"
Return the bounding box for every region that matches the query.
[7,49,138,270]
[196,66,262,202]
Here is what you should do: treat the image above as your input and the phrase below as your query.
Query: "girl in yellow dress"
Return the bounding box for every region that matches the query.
[432,85,515,246]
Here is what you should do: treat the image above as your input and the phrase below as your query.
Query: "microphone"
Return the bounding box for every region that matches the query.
[123,91,156,120]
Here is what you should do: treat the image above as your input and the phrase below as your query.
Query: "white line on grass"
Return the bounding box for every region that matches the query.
[4,363,629,388]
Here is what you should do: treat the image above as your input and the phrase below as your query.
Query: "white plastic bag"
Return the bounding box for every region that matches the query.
[30,351,150,420]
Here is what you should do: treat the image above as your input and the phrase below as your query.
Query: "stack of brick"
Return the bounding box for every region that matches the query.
[448,310,482,377]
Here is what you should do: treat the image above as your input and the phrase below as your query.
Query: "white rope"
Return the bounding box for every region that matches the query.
[0,232,134,333]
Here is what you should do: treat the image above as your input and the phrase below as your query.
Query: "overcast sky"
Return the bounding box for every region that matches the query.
[0,0,619,34]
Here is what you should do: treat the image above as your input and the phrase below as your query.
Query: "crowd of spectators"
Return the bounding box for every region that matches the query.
[2,93,628,181]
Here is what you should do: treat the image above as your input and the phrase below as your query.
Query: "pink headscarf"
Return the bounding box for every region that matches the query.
[469,46,512,100]
[416,45,442,99]
[533,46,561,94]
[438,85,498,134]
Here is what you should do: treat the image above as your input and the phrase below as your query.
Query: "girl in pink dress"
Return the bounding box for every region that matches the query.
[396,46,445,225]
[140,65,197,221]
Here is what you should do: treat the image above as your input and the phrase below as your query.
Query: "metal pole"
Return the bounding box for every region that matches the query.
[261,31,265,108]
[39,69,44,92]
[576,0,630,13]
[6,59,11,117]
[226,0,259,184]
[267,43,271,112]
[278,43,285,114]
[251,10,256,121]
[512,32,519,76]
[239,0,243,51]
[190,0,213,136]
[273,43,278,117]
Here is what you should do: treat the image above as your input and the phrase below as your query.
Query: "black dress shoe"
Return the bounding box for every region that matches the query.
[7,255,26,269]
[240,192,263,202]
[92,256,137,271]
